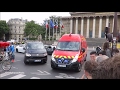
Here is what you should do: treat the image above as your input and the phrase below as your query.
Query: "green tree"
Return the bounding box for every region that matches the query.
[24,20,45,40]
[0,20,9,39]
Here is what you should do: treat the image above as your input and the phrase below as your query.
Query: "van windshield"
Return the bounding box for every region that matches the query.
[56,41,80,51]
[27,43,45,50]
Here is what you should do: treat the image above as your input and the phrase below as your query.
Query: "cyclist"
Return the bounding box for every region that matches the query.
[7,42,15,62]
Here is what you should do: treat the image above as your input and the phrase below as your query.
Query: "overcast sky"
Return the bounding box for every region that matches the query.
[0,12,70,24]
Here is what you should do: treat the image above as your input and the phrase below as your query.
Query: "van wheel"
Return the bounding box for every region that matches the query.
[84,54,87,61]
[76,63,82,72]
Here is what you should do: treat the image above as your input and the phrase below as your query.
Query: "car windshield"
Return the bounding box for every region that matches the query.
[27,42,44,49]
[56,41,80,51]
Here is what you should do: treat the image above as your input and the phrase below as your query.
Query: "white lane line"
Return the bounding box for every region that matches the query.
[0,72,12,78]
[30,77,40,79]
[55,76,64,78]
[37,70,44,73]
[8,74,26,79]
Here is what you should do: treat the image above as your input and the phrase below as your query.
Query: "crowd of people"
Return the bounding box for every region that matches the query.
[81,41,120,79]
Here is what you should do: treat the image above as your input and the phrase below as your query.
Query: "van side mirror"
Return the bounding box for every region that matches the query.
[53,47,56,51]
[81,48,85,53]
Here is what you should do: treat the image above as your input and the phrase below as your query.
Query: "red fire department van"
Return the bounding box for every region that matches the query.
[51,34,88,72]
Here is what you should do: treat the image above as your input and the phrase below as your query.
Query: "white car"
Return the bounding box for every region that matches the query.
[16,44,25,53]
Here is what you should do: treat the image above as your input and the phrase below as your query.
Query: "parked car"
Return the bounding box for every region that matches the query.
[16,44,25,53]
[23,41,47,64]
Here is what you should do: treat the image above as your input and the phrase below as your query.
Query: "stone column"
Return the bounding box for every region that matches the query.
[106,16,109,27]
[70,18,73,33]
[86,17,90,38]
[75,17,78,34]
[92,17,96,38]
[112,16,114,32]
[98,16,102,38]
[81,17,84,35]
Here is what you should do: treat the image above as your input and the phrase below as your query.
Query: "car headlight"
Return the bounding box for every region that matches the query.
[71,54,79,63]
[43,53,47,56]
[51,54,55,61]
[25,53,31,56]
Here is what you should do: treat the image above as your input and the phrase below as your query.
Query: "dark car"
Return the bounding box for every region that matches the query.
[46,45,56,55]
[23,42,47,64]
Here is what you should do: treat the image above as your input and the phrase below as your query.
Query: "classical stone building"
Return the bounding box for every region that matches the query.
[61,12,120,38]
[7,18,28,42]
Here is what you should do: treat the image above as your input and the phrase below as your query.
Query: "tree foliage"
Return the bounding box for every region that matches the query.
[24,20,45,39]
[0,20,9,39]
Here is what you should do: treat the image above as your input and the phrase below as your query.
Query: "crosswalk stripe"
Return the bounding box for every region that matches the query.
[30,77,40,79]
[8,74,26,79]
[0,72,12,78]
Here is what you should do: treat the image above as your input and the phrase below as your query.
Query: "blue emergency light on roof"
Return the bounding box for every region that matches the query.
[69,33,72,36]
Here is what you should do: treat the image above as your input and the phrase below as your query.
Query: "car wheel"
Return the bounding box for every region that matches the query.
[75,63,82,72]
[16,49,18,53]
[24,59,28,65]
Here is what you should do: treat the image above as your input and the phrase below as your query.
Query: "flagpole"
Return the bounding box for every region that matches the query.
[60,17,61,37]
[49,19,50,41]
[45,19,48,43]
[56,17,58,40]
[53,17,54,41]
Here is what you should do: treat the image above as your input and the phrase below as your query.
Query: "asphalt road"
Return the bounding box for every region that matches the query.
[0,49,93,79]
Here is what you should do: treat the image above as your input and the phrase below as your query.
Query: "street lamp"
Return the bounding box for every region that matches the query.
[112,12,118,55]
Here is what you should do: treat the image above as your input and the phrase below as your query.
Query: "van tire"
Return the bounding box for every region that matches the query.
[51,64,56,70]
[84,54,87,61]
[76,63,82,72]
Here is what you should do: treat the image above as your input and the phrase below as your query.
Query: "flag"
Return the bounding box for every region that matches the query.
[54,19,58,29]
[45,20,49,28]
[50,19,55,28]
[60,21,64,28]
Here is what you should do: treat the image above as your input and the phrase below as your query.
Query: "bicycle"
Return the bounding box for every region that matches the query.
[0,42,12,71]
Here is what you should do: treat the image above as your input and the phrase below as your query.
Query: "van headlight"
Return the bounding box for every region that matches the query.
[43,53,47,56]
[71,54,79,63]
[51,54,55,61]
[25,53,31,56]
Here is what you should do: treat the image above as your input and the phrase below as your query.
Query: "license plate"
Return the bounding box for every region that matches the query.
[58,65,66,67]
[34,60,41,62]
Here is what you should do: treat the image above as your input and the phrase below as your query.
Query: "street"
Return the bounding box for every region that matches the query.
[0,49,93,79]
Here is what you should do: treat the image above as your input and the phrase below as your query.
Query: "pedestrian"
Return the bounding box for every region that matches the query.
[107,33,113,42]
[112,48,119,56]
[80,60,98,79]
[96,50,109,63]
[91,54,120,79]
[104,27,109,39]
[102,41,112,58]
[9,42,15,62]
[89,51,98,61]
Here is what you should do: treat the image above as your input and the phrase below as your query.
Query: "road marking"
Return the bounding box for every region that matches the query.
[12,66,18,69]
[0,72,12,78]
[55,76,64,78]
[8,74,26,79]
[30,77,40,79]
[31,70,51,75]
[37,70,44,73]
[55,73,76,79]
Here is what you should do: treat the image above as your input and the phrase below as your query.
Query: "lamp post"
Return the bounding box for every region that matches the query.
[112,12,118,55]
